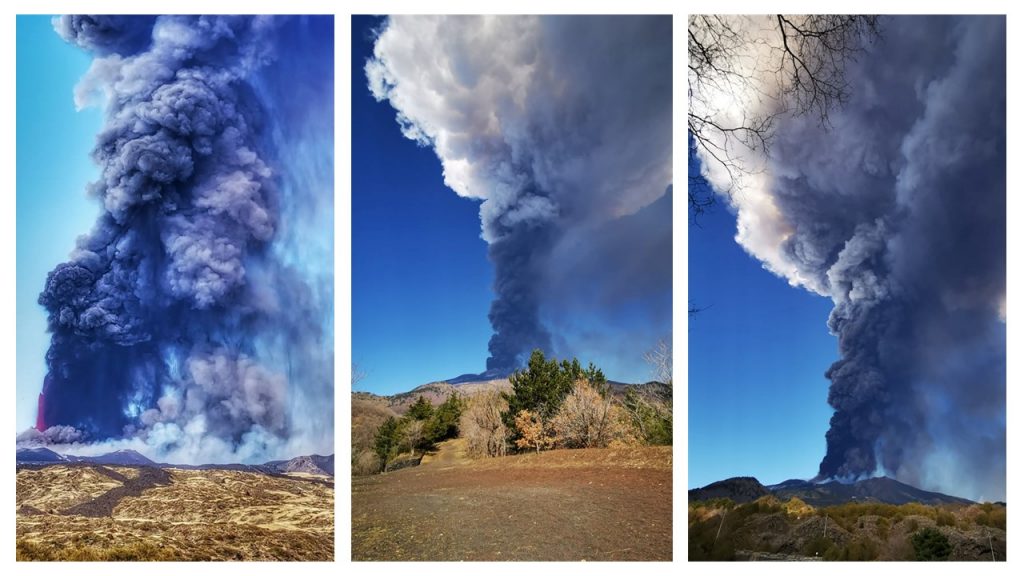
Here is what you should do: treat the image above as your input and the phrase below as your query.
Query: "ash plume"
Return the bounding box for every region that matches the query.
[25,15,333,464]
[691,16,1005,499]
[366,16,673,375]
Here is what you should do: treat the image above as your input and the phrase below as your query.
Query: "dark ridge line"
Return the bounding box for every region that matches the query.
[62,467,172,518]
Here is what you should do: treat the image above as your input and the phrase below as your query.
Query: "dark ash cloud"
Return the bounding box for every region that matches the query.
[28,15,333,464]
[692,15,1005,500]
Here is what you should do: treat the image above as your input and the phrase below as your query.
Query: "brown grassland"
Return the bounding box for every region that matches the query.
[689,496,1006,561]
[16,464,333,561]
[352,438,672,561]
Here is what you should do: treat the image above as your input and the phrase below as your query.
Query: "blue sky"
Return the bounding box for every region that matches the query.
[16,16,103,432]
[352,16,495,395]
[688,168,838,488]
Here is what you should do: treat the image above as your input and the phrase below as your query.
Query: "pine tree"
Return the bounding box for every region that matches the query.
[427,392,464,442]
[406,395,434,421]
[373,416,404,473]
[502,350,609,449]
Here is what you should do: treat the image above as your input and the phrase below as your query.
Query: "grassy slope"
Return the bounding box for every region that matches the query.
[17,465,334,561]
[689,496,1006,561]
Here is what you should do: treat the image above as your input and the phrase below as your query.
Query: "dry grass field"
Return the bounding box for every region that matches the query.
[16,464,333,561]
[352,439,672,561]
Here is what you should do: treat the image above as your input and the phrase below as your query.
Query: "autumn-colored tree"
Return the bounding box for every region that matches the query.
[514,409,554,454]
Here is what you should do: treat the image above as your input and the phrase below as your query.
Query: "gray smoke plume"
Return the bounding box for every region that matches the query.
[27,15,333,464]
[692,16,1005,500]
[366,16,673,376]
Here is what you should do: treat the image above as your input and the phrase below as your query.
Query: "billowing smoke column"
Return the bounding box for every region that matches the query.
[691,16,1005,500]
[25,16,334,464]
[366,16,673,375]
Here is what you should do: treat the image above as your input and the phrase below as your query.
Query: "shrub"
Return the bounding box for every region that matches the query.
[844,537,879,561]
[876,517,891,541]
[911,527,951,561]
[688,513,735,561]
[936,509,956,527]
[352,449,381,476]
[885,535,918,561]
[802,536,832,557]
[623,386,672,445]
[784,497,814,519]
[975,507,1006,530]
[17,540,175,561]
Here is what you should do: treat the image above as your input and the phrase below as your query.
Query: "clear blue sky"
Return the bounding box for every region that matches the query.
[352,16,495,395]
[16,16,103,432]
[688,168,838,488]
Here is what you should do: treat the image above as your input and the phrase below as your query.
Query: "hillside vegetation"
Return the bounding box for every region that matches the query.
[17,464,333,561]
[353,348,673,475]
[689,496,1005,561]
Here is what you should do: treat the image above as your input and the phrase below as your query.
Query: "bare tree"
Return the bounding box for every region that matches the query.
[405,419,426,456]
[352,363,367,389]
[551,380,617,449]
[624,341,674,445]
[460,390,509,458]
[688,15,881,211]
[643,338,672,387]
[772,15,881,125]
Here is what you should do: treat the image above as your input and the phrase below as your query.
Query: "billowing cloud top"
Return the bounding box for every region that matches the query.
[367,16,673,375]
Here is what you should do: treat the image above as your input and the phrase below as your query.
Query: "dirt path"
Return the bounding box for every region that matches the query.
[418,438,469,468]
[353,445,672,561]
[63,467,172,518]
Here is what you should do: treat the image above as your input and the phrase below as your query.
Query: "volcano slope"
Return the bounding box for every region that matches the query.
[16,464,333,561]
[689,493,1005,561]
[352,439,672,561]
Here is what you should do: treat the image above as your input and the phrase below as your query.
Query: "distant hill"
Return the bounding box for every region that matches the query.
[353,379,511,415]
[16,447,66,464]
[75,449,156,466]
[772,476,975,506]
[444,368,513,384]
[688,476,770,503]
[15,447,334,477]
[263,454,334,476]
[690,475,974,506]
[354,376,669,416]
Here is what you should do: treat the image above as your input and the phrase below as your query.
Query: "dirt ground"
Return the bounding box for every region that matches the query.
[352,440,672,561]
